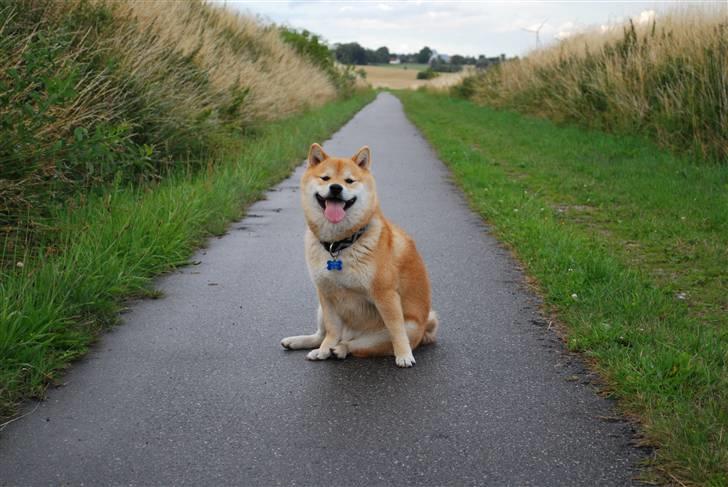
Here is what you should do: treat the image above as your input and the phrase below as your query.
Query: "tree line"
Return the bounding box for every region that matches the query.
[333,43,496,66]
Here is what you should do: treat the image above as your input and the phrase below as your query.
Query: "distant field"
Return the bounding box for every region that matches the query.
[359,64,471,90]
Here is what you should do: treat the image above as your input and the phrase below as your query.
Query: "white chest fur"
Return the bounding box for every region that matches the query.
[304,223,379,295]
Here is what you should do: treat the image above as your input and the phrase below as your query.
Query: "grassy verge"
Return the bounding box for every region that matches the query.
[397,90,727,485]
[0,91,374,422]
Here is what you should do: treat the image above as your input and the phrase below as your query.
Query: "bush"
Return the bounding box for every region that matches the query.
[450,75,478,99]
[430,60,463,73]
[279,28,356,96]
[416,68,439,80]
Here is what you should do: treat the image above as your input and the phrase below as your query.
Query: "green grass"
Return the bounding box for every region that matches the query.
[397,90,727,485]
[0,91,375,422]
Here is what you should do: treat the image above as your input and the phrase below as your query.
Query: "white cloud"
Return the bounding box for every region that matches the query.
[554,31,574,41]
[636,9,656,25]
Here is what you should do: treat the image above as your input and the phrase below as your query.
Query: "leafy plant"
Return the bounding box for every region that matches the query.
[416,68,439,80]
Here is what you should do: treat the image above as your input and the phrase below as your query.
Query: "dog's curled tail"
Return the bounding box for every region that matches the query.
[421,310,439,345]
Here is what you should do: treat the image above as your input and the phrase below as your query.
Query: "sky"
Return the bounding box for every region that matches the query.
[218,1,698,57]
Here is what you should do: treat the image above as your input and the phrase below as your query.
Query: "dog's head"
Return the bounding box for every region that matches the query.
[301,143,378,241]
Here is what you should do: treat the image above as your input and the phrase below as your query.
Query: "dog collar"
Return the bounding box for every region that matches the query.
[320,225,369,255]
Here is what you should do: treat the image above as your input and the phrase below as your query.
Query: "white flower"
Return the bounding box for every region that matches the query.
[571,293,578,300]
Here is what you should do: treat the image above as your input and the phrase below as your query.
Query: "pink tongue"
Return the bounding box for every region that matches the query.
[324,200,346,223]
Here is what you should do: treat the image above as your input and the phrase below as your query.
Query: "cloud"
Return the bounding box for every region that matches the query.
[636,9,656,25]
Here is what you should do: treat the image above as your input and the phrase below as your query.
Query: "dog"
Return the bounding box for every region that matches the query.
[280,143,438,367]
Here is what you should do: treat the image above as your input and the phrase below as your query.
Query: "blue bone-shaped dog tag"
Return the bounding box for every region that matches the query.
[327,259,343,271]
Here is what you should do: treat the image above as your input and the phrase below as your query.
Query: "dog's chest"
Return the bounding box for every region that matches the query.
[309,249,373,293]
[306,236,375,295]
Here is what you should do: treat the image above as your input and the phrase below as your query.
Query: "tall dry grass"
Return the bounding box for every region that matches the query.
[0,0,337,245]
[111,1,336,123]
[458,8,728,162]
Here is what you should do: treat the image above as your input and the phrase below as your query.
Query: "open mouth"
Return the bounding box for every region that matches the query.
[315,194,357,224]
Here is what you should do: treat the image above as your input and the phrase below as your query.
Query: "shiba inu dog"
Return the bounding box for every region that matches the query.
[280,143,438,367]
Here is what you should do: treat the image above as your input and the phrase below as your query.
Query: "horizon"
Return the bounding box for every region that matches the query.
[217,1,703,57]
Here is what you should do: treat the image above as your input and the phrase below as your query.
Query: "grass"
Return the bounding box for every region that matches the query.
[458,7,728,163]
[0,91,375,422]
[397,90,727,485]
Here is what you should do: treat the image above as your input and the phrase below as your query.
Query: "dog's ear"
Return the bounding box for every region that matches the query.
[352,146,371,170]
[308,143,328,167]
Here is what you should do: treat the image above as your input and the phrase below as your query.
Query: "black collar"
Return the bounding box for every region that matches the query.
[320,225,369,255]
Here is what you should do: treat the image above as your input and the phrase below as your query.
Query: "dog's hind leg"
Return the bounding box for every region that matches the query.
[280,305,325,350]
[345,323,425,359]
[420,310,439,346]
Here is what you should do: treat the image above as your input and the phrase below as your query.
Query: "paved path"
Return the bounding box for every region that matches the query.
[0,93,642,485]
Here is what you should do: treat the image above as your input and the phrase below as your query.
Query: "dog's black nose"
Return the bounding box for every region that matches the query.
[329,184,343,196]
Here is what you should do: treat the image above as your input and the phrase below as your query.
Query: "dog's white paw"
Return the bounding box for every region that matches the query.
[281,334,322,350]
[395,353,416,368]
[332,344,349,359]
[306,348,332,361]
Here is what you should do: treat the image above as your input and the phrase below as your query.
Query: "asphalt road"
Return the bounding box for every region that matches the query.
[0,93,643,486]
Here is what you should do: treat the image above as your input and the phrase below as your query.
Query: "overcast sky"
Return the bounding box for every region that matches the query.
[219,1,703,57]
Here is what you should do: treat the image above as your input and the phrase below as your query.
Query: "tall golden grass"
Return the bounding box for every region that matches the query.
[109,1,336,123]
[459,8,728,162]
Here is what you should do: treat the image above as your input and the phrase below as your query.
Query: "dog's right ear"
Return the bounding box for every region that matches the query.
[308,143,328,167]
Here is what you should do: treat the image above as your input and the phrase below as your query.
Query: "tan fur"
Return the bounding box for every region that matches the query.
[281,143,438,367]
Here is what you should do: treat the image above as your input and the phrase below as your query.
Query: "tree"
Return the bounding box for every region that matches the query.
[364,48,377,64]
[450,54,466,65]
[416,46,432,64]
[335,42,367,65]
[375,46,390,64]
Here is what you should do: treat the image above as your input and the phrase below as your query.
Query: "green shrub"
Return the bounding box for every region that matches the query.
[450,75,477,98]
[279,27,357,96]
[430,60,463,73]
[416,68,439,80]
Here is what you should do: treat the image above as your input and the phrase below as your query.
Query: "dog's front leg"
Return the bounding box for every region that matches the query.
[281,305,325,350]
[372,291,415,367]
[306,296,342,361]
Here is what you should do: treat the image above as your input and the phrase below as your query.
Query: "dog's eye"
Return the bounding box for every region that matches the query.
[320,176,330,181]
[345,178,355,184]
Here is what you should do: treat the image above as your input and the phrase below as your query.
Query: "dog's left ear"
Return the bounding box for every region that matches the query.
[308,143,328,167]
[352,146,371,170]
